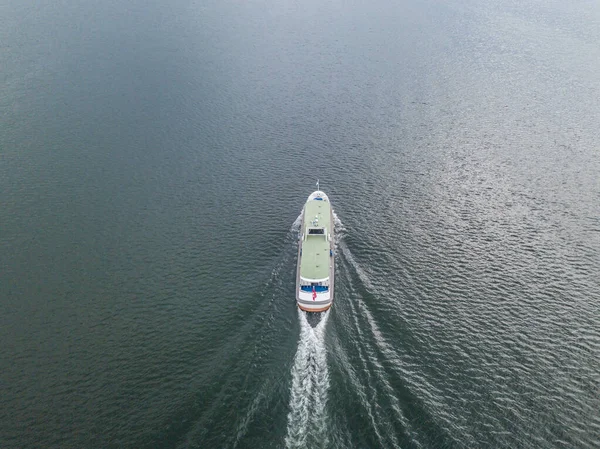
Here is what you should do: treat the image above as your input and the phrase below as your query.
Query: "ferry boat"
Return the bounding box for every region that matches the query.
[296,181,334,312]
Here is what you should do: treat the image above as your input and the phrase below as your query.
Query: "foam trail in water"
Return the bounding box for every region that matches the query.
[232,382,267,448]
[337,239,422,447]
[285,310,330,449]
[333,210,345,237]
[291,213,302,232]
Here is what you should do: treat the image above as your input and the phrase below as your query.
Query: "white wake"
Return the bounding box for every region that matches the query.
[291,213,303,233]
[285,309,331,449]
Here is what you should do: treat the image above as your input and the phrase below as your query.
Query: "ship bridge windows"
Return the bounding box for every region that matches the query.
[300,279,329,292]
[300,285,329,292]
[308,228,325,235]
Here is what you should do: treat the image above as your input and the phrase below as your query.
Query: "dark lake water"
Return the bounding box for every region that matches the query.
[1,0,599,447]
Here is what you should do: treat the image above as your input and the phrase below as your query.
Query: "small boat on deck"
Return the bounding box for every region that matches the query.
[296,182,334,312]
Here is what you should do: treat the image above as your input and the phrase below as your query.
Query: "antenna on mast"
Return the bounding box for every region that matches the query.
[316,179,320,191]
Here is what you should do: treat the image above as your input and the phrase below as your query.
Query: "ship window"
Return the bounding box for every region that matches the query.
[308,228,324,235]
[300,285,329,292]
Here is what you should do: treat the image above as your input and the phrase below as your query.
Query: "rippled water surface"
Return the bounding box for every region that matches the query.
[1,0,599,447]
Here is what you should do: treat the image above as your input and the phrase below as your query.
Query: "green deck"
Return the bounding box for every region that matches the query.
[299,199,331,280]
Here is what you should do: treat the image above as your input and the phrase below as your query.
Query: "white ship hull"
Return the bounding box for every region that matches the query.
[296,190,334,312]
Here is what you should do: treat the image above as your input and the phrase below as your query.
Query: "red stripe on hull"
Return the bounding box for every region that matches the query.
[298,303,332,313]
